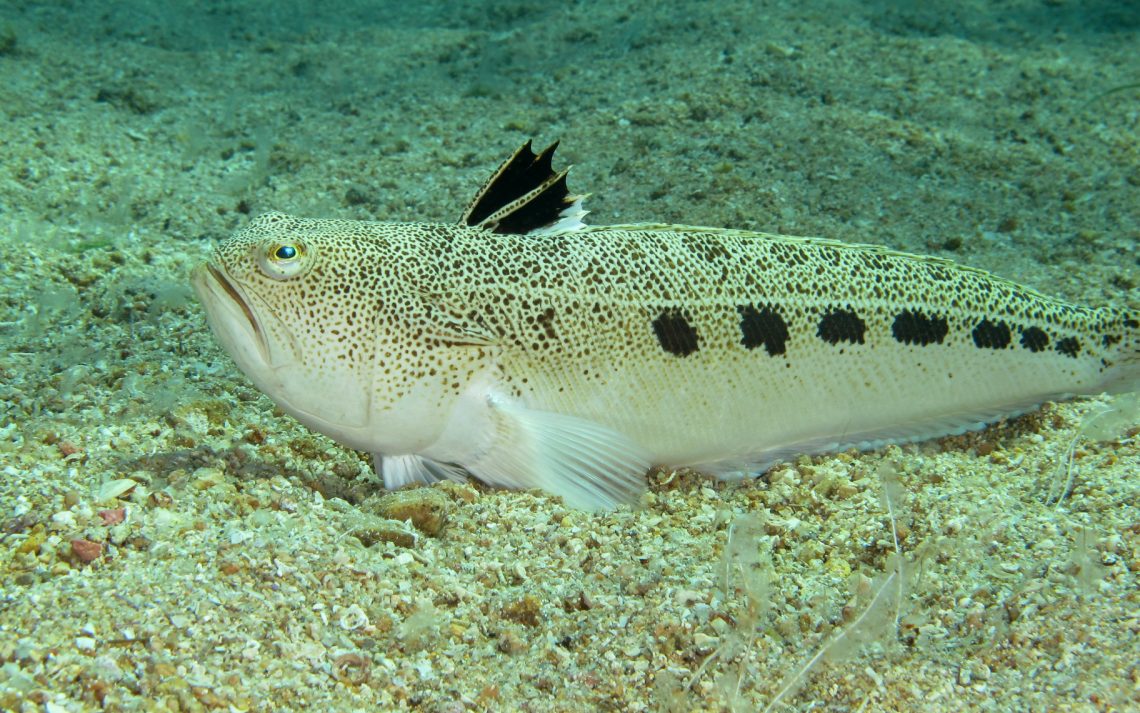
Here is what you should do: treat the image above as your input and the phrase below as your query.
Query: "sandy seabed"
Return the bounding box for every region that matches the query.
[0,1,1137,711]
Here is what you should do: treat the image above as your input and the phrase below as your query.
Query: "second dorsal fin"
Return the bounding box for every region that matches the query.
[458,140,588,236]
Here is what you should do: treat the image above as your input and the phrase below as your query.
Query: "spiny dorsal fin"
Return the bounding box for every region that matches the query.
[458,140,588,236]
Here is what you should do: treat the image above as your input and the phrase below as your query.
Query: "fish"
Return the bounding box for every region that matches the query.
[191,140,1139,510]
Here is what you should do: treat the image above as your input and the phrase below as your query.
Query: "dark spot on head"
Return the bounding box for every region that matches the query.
[891,309,948,346]
[1055,336,1081,359]
[738,304,789,356]
[652,309,699,357]
[1020,326,1049,352]
[817,307,865,345]
[972,319,1011,349]
[1102,334,1121,348]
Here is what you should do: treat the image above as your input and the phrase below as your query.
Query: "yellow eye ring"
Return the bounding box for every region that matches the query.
[270,243,303,262]
[259,240,309,279]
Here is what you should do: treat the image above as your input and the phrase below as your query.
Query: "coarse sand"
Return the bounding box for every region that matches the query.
[0,1,1137,711]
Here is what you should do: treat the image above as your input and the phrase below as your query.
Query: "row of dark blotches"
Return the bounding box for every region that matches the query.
[651,305,1083,359]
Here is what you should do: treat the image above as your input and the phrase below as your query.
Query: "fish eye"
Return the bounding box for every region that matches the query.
[273,245,299,260]
[259,240,309,279]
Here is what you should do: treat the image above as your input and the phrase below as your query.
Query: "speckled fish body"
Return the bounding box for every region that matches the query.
[192,141,1139,509]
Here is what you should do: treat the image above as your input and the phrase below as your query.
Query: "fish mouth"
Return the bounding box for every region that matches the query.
[208,263,259,337]
[191,262,269,359]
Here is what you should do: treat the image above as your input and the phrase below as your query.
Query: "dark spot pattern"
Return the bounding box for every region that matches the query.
[209,177,1125,429]
[972,319,1011,349]
[1020,326,1049,352]
[1055,336,1081,359]
[817,308,865,345]
[738,304,789,356]
[682,233,731,263]
[891,309,948,346]
[652,309,699,357]
[536,307,557,341]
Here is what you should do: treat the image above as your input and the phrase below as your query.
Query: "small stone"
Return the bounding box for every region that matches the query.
[338,604,368,631]
[371,488,451,536]
[346,512,418,548]
[497,631,526,654]
[97,478,138,503]
[108,523,132,546]
[437,481,478,503]
[502,594,542,627]
[693,632,719,649]
[191,468,225,491]
[2,665,36,692]
[71,538,103,563]
[16,527,45,555]
[98,508,126,526]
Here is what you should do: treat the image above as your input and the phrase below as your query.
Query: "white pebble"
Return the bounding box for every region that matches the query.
[97,478,138,503]
[51,511,77,528]
[338,604,368,631]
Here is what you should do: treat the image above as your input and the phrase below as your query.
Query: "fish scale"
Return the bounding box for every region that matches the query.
[192,140,1139,510]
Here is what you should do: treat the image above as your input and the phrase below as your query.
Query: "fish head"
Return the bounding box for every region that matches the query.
[191,212,384,447]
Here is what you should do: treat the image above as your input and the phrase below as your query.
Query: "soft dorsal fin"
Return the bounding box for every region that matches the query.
[458,140,588,236]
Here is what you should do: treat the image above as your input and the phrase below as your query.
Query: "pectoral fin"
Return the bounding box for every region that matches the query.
[376,453,468,488]
[462,397,650,511]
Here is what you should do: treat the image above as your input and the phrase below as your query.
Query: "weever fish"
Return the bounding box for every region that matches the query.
[191,140,1139,510]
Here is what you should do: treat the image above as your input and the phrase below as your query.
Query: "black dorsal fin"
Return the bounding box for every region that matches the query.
[458,140,588,236]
